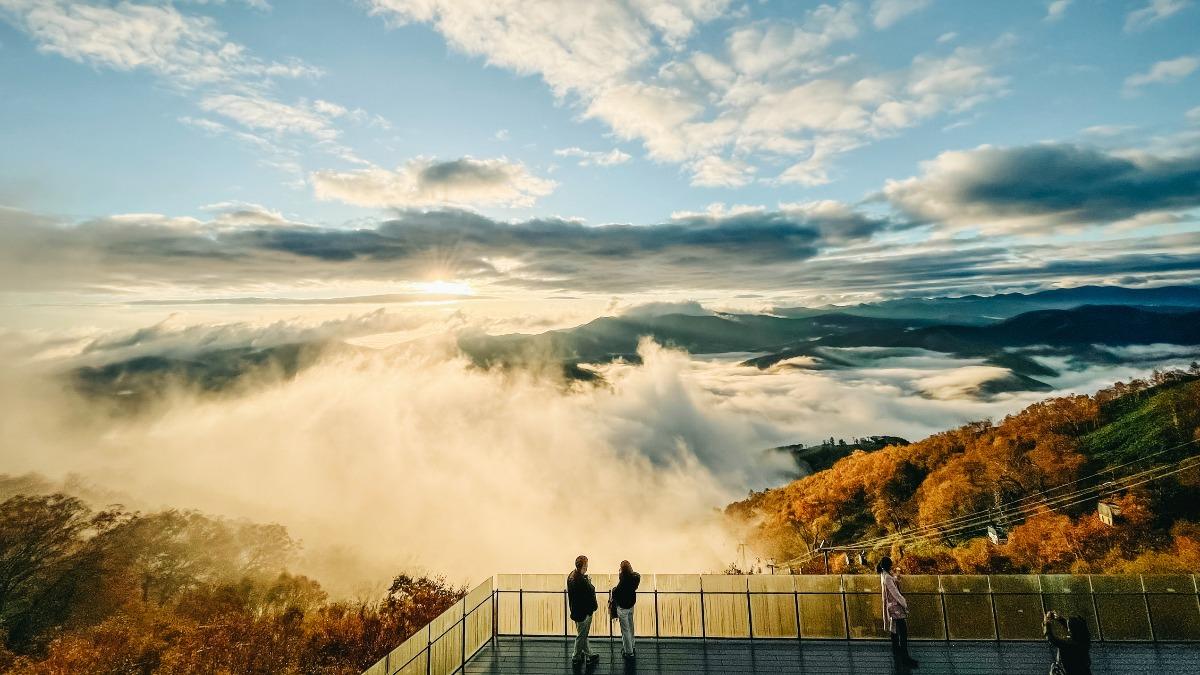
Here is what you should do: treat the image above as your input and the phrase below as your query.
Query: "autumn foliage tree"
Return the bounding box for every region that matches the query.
[0,493,465,674]
[729,371,1200,575]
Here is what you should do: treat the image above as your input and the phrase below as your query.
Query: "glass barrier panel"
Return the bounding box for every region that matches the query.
[590,574,618,638]
[1094,594,1151,641]
[428,598,465,675]
[993,594,1043,640]
[496,590,520,636]
[845,590,888,639]
[656,593,702,637]
[891,576,942,640]
[464,579,495,657]
[1088,576,1149,642]
[1142,575,1196,594]
[795,575,845,639]
[388,624,428,675]
[495,574,523,591]
[1148,594,1200,641]
[701,575,750,638]
[523,590,566,636]
[634,582,657,638]
[940,575,989,594]
[654,575,702,637]
[1042,596,1097,640]
[944,595,996,640]
[749,576,798,638]
[905,593,946,640]
[363,657,386,675]
[989,575,1040,594]
[843,574,882,593]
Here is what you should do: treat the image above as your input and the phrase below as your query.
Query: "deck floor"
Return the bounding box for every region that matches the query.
[463,636,1200,674]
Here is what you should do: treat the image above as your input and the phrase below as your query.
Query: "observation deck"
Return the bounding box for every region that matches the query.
[363,573,1200,674]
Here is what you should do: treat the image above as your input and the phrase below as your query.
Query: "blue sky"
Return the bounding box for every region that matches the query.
[1,0,1199,319]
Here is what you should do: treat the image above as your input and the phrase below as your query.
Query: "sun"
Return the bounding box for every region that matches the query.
[413,280,475,296]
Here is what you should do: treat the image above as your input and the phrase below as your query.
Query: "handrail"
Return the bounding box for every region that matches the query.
[362,574,1200,674]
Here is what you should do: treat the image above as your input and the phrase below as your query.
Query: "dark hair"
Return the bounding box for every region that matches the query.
[1066,616,1091,645]
[619,560,634,577]
[875,555,892,574]
[575,555,588,571]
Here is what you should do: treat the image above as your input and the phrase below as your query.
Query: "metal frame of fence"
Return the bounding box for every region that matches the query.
[362,574,1200,675]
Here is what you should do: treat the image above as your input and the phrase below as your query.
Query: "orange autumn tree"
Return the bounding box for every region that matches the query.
[729,372,1200,575]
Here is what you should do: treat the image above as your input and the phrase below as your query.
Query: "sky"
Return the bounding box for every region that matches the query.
[2,0,1200,585]
[1,0,1199,329]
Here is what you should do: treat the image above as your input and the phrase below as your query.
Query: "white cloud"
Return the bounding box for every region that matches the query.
[871,0,932,30]
[200,200,290,226]
[688,155,756,187]
[1044,0,1071,22]
[310,157,557,208]
[1124,0,1191,32]
[936,31,957,43]
[363,1,1006,188]
[554,147,633,167]
[0,0,317,86]
[1124,56,1199,93]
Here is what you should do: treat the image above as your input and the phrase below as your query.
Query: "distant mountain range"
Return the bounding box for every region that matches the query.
[69,285,1200,402]
[773,285,1200,324]
[458,286,1200,395]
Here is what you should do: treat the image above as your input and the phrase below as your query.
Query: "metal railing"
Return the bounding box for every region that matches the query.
[362,574,1200,674]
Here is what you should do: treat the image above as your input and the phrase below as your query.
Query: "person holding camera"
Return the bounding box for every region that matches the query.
[1044,610,1092,675]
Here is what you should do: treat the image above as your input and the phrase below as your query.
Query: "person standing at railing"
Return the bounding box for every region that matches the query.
[877,556,919,670]
[610,560,640,661]
[1044,611,1092,675]
[567,555,600,669]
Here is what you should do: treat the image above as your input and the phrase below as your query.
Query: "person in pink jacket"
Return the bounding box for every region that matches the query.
[877,556,919,670]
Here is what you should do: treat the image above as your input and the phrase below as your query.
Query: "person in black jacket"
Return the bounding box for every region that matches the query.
[1044,611,1092,675]
[567,555,599,667]
[611,560,640,659]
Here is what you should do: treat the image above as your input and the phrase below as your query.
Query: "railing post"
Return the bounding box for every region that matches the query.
[989,577,999,642]
[700,585,707,642]
[426,630,432,675]
[654,588,660,639]
[939,577,950,641]
[747,586,754,640]
[563,590,568,637]
[461,599,467,672]
[518,588,524,639]
[1088,575,1103,643]
[794,588,801,642]
[840,577,850,641]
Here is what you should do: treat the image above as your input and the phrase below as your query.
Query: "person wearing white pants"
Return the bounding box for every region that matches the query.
[611,560,641,659]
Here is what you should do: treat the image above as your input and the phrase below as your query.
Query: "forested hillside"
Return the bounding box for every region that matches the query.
[0,493,462,674]
[727,366,1200,574]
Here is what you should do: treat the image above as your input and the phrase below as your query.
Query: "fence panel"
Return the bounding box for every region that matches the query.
[941,575,995,640]
[796,575,846,638]
[844,575,888,639]
[901,575,945,640]
[1091,575,1151,641]
[990,575,1043,641]
[701,575,751,638]
[387,624,428,675]
[655,574,703,637]
[1144,575,1200,641]
[465,578,495,658]
[1041,575,1098,641]
[748,575,798,638]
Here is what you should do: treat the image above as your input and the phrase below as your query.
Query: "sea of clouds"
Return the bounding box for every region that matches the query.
[1,310,1194,596]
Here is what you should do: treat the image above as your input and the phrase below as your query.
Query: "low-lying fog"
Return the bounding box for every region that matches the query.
[1,311,1194,596]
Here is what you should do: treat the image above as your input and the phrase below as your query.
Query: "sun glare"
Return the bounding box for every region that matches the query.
[414,280,475,296]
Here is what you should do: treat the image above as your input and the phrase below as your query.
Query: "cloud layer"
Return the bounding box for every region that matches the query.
[311,157,557,208]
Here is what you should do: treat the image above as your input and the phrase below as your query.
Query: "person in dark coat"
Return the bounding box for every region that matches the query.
[567,555,599,667]
[1044,611,1092,675]
[611,560,640,658]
